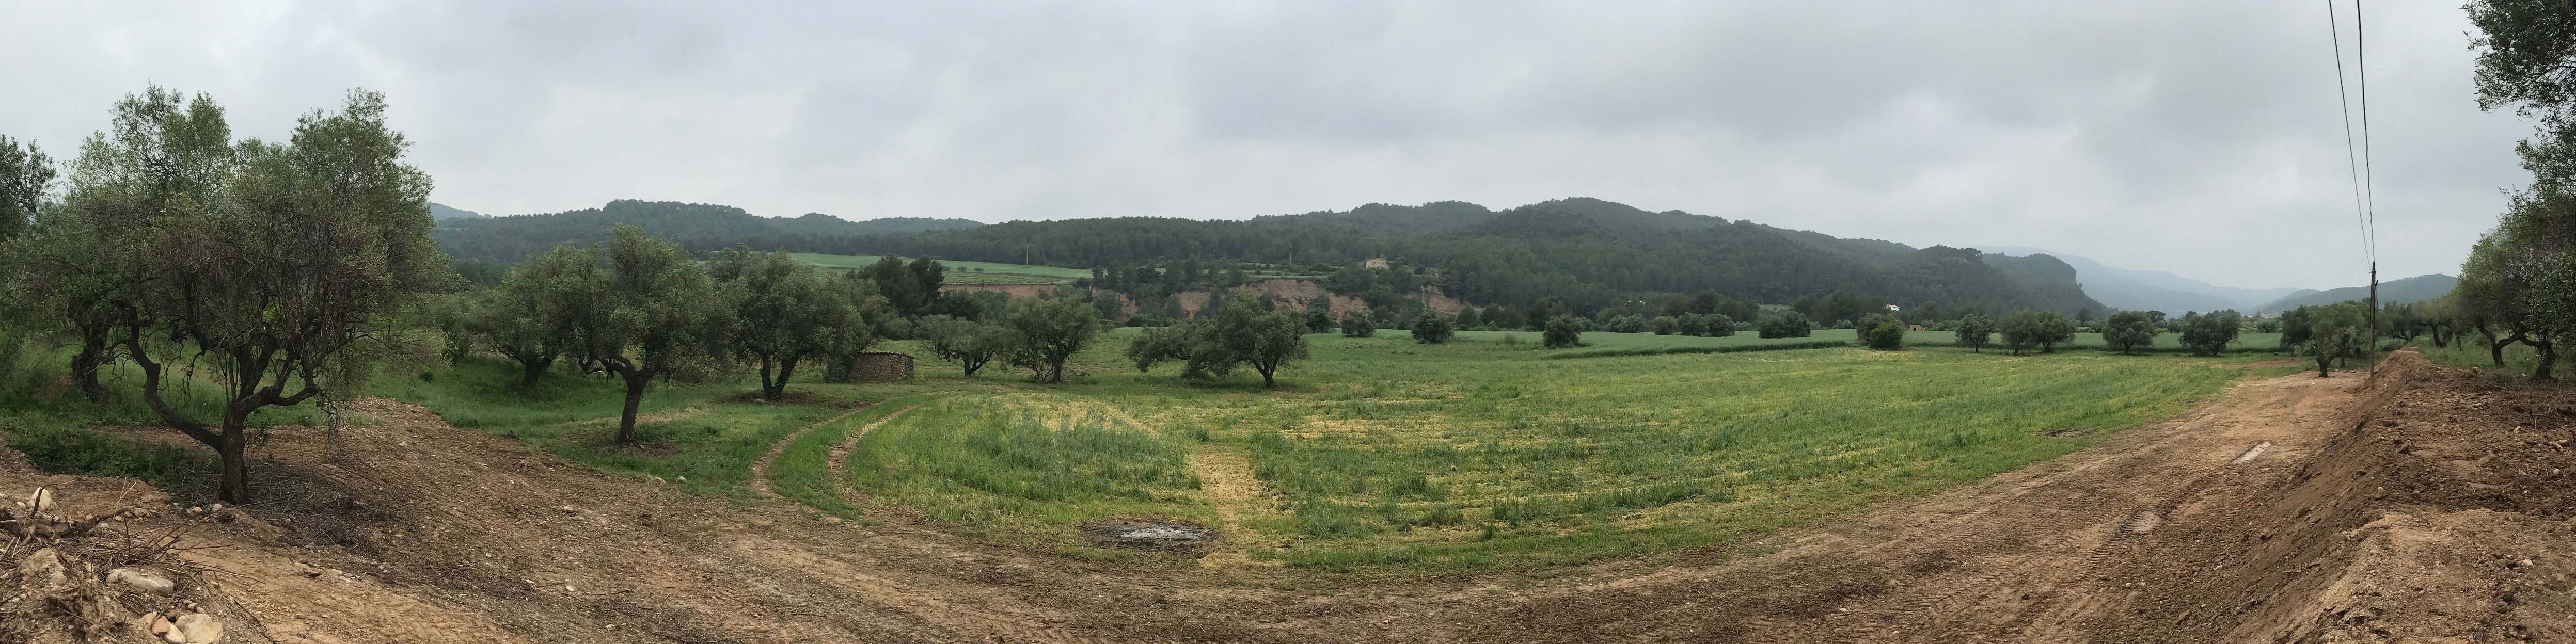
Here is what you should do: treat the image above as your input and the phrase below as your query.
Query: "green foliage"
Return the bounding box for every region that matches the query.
[46,87,442,502]
[1953,313,1996,352]
[721,250,874,398]
[1860,315,1906,351]
[1541,315,1583,348]
[1649,316,1678,335]
[1126,295,1308,387]
[0,135,54,242]
[2100,310,2158,355]
[1758,311,1814,339]
[1410,313,1455,344]
[564,225,730,442]
[1339,313,1375,338]
[2178,310,2243,357]
[925,315,1017,377]
[1002,297,1100,383]
[1998,310,2076,356]
[2289,303,2371,376]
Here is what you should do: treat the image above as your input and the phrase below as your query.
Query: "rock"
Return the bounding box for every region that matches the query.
[143,612,172,636]
[557,505,577,514]
[169,613,224,643]
[822,516,844,525]
[674,476,688,484]
[24,487,55,513]
[17,548,69,590]
[108,567,177,595]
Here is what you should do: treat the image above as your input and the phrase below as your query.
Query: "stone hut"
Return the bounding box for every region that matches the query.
[827,351,915,383]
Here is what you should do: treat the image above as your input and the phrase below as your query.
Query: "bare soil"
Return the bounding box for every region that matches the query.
[6,350,2572,642]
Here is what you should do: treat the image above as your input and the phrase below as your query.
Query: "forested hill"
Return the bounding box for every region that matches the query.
[431,200,983,264]
[2248,274,2458,313]
[642,197,2100,317]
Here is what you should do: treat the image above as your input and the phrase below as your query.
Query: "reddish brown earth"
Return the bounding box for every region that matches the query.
[7,350,2573,642]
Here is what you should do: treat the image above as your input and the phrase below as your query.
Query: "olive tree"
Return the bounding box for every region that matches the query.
[1953,313,1996,353]
[564,225,728,443]
[723,250,868,399]
[469,245,592,386]
[924,314,1014,377]
[83,89,443,503]
[2179,310,2243,357]
[2100,310,2158,355]
[1339,312,1374,337]
[1004,297,1098,383]
[1999,310,2075,356]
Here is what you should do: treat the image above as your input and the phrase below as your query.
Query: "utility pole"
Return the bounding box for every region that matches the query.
[2366,261,2379,383]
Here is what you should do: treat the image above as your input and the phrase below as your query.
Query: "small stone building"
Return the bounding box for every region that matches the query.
[827,351,915,383]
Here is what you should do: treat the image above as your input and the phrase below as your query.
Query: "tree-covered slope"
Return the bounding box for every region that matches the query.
[2249,274,2457,313]
[431,199,982,263]
[765,198,2104,316]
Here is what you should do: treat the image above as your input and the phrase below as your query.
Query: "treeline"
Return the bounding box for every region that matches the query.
[425,194,2108,326]
[430,199,982,264]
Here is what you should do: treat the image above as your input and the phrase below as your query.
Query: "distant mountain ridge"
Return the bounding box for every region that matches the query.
[429,202,488,220]
[1981,246,2301,314]
[2249,274,2457,313]
[431,199,984,263]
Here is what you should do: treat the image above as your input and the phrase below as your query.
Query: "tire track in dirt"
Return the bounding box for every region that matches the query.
[749,403,879,497]
[824,403,920,507]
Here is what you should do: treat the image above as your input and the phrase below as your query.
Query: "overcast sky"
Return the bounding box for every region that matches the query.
[0,2,2538,289]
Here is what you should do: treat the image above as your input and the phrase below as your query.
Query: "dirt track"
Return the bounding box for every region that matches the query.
[8,351,2574,642]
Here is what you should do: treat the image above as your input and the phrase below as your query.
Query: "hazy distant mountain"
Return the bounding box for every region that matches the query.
[1982,246,2300,314]
[2249,274,2458,313]
[429,202,489,220]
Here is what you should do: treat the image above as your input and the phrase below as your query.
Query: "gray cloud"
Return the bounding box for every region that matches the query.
[0,1,2535,289]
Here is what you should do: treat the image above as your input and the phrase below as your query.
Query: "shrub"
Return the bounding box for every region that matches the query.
[1340,313,1376,338]
[1542,315,1583,348]
[1758,311,1814,339]
[1410,313,1455,344]
[1605,315,1645,334]
[1862,321,1906,350]
[1998,310,2076,355]
[1676,313,1710,336]
[1649,316,1678,335]
[1705,314,1736,337]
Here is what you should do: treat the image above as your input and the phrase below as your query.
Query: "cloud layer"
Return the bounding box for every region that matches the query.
[0,1,2537,288]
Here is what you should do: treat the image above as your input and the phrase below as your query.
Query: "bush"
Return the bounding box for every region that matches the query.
[1758,311,1814,339]
[1705,314,1736,337]
[1649,316,1678,335]
[1676,313,1710,336]
[1340,313,1376,338]
[1410,313,1455,344]
[1862,321,1906,350]
[1605,315,1644,334]
[1542,315,1583,348]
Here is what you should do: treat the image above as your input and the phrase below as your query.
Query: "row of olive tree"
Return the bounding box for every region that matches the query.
[1126,294,1308,387]
[2446,1,2576,379]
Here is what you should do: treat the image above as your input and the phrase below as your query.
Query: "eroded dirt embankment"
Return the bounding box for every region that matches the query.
[6,350,2575,643]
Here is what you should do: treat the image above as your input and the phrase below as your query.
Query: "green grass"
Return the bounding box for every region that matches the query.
[845,395,1215,543]
[845,328,2278,576]
[4,319,2296,580]
[787,252,1089,285]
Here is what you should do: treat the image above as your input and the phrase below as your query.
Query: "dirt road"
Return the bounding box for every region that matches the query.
[8,351,2568,642]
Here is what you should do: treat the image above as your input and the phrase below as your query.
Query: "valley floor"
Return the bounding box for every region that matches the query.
[6,350,2571,642]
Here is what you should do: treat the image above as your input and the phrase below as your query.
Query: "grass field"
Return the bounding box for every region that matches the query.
[2,323,2293,579]
[787,252,1089,285]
